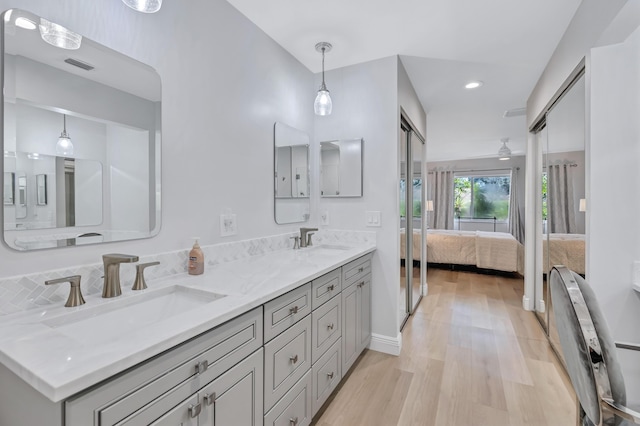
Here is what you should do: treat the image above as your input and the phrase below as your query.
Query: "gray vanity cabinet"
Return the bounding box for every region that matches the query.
[341,255,372,374]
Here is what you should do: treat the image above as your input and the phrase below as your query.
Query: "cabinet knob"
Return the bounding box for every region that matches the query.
[327,323,335,330]
[203,392,216,406]
[327,284,334,291]
[290,417,299,426]
[358,267,364,273]
[195,360,209,374]
[327,371,334,379]
[188,403,202,418]
[357,281,365,288]
[289,305,299,315]
[290,354,299,364]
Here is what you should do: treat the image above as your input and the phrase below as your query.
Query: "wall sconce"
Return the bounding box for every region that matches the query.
[314,42,333,116]
[426,200,434,212]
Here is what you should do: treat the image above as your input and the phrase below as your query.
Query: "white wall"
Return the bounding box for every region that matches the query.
[315,56,401,346]
[0,0,314,276]
[590,23,640,401]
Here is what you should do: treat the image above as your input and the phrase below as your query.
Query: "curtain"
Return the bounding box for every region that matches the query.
[428,170,454,229]
[509,167,525,243]
[548,164,576,233]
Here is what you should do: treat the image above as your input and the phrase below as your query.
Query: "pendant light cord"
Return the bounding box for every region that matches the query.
[321,47,326,87]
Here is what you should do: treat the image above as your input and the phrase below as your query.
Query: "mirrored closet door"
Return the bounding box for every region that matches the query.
[399,117,425,330]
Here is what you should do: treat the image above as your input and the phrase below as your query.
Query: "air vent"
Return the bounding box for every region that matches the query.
[64,58,94,71]
[503,107,526,118]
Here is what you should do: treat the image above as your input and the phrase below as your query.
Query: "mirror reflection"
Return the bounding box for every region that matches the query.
[3,172,14,205]
[3,9,161,250]
[274,122,310,225]
[320,138,363,197]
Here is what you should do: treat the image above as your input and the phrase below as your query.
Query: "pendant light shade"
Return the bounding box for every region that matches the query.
[498,138,511,160]
[122,0,162,13]
[56,115,74,156]
[314,42,333,116]
[39,18,82,50]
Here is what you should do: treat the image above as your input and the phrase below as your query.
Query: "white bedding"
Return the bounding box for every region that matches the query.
[401,228,523,274]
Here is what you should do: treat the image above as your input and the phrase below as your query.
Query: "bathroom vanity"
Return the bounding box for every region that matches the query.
[0,244,373,426]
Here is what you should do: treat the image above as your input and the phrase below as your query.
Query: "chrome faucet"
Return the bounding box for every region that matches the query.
[299,227,318,248]
[102,254,139,298]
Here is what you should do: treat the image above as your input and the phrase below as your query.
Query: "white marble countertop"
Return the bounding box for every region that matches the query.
[0,242,375,403]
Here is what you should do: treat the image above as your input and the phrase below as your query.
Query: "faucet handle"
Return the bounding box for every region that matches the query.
[290,236,300,250]
[306,232,315,247]
[132,261,160,290]
[45,275,85,307]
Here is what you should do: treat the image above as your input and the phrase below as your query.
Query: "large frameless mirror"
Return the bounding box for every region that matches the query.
[274,122,310,224]
[2,9,162,250]
[320,138,363,197]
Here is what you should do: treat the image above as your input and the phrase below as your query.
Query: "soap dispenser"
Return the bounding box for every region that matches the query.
[188,238,204,275]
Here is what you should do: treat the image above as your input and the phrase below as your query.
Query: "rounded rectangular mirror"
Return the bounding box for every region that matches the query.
[274,122,310,224]
[2,9,162,250]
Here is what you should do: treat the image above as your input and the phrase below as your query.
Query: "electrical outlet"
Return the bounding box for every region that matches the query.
[366,211,381,227]
[220,214,237,237]
[321,211,330,226]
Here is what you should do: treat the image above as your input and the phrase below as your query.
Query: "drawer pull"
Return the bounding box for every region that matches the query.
[357,281,365,288]
[327,323,335,330]
[327,371,334,379]
[290,354,299,364]
[290,417,299,426]
[195,360,209,374]
[203,392,216,406]
[358,267,364,273]
[327,284,335,291]
[188,403,202,418]
[289,305,299,315]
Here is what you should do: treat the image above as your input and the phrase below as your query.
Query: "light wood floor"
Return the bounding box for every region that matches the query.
[314,268,576,426]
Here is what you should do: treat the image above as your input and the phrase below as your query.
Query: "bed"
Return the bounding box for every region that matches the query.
[543,233,585,275]
[401,228,524,274]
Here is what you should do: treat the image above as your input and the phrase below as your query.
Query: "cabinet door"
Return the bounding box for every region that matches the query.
[358,274,372,353]
[341,282,358,374]
[198,349,263,426]
[148,395,199,426]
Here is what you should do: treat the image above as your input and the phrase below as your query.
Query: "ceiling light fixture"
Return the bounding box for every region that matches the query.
[56,114,74,156]
[39,18,82,50]
[498,138,511,160]
[122,0,162,13]
[314,42,333,116]
[465,81,483,89]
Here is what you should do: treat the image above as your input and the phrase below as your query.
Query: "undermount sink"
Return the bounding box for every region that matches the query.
[44,285,226,344]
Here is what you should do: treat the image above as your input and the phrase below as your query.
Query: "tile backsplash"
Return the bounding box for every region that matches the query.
[0,229,375,315]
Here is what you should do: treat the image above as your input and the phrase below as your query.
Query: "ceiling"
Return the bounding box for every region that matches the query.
[226,0,582,161]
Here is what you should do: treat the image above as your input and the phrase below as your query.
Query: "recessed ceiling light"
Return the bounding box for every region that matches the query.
[465,81,483,89]
[15,17,36,30]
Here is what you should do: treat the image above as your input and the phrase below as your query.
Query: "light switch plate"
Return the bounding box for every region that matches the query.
[220,214,237,237]
[321,211,330,226]
[366,211,381,227]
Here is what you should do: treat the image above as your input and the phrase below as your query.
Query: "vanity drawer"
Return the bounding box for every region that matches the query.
[311,295,341,364]
[264,283,311,342]
[311,268,342,310]
[312,338,341,416]
[264,315,312,412]
[342,254,372,289]
[66,307,263,426]
[264,370,312,426]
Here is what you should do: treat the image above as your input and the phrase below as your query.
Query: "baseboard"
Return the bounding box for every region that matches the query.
[522,295,533,311]
[369,332,402,356]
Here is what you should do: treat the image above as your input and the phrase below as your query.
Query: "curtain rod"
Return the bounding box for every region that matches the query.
[543,163,578,168]
[428,167,519,174]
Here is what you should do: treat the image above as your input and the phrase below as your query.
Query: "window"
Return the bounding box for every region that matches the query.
[400,178,422,217]
[453,175,511,220]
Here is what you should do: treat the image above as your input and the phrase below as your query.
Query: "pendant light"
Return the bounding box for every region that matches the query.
[498,138,511,161]
[39,18,82,50]
[56,115,74,156]
[122,0,162,13]
[314,42,333,116]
